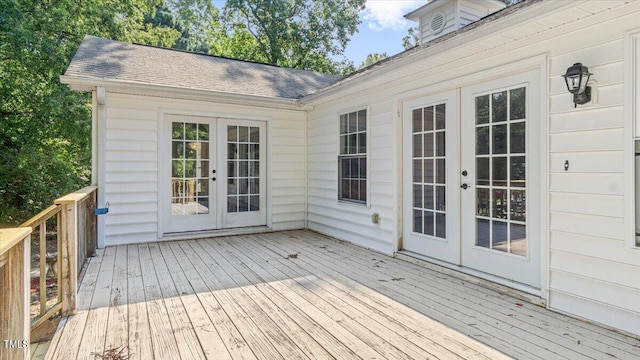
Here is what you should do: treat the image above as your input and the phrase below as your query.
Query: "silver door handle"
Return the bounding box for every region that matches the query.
[460,183,469,189]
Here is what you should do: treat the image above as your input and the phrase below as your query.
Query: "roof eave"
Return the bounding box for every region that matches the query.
[60,75,312,110]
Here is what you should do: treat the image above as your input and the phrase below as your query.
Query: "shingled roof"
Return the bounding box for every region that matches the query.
[64,35,342,99]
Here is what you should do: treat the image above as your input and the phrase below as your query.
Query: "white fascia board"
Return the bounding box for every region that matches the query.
[59,75,311,111]
[302,0,570,106]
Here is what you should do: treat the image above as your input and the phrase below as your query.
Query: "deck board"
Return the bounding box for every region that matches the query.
[45,230,640,360]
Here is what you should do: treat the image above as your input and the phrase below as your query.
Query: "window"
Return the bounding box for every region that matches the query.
[412,103,447,238]
[339,109,367,203]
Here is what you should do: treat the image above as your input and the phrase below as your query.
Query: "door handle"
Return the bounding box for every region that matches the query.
[460,183,469,189]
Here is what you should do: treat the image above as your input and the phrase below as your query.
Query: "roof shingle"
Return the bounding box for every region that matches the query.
[64,35,342,99]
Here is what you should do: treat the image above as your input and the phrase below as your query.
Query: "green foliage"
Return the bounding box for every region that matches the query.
[402,26,420,50]
[356,52,388,70]
[0,0,175,225]
[220,0,366,74]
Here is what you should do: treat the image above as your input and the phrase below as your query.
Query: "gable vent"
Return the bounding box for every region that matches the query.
[430,12,445,34]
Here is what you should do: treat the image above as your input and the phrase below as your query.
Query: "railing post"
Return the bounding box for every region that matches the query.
[57,202,78,316]
[0,228,31,360]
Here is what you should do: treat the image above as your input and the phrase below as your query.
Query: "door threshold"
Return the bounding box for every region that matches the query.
[395,250,546,307]
[162,226,271,241]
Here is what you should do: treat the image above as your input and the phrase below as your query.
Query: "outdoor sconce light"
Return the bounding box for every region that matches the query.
[563,62,592,107]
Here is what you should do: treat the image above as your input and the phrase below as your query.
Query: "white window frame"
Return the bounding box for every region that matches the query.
[626,31,640,249]
[337,106,370,206]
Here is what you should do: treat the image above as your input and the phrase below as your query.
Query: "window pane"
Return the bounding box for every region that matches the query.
[198,124,209,140]
[477,158,490,186]
[250,127,259,143]
[412,109,422,133]
[435,185,445,211]
[510,122,525,154]
[423,132,434,158]
[493,189,507,219]
[185,142,197,159]
[239,144,249,159]
[413,210,422,233]
[340,135,347,155]
[435,132,445,156]
[238,196,249,212]
[250,161,259,177]
[348,133,357,154]
[436,159,445,184]
[341,179,350,199]
[358,133,366,154]
[476,188,490,217]
[511,224,526,256]
[348,112,357,133]
[239,126,249,142]
[250,144,259,160]
[250,195,260,211]
[228,196,237,212]
[510,156,525,187]
[435,104,446,130]
[185,123,198,140]
[340,114,348,134]
[510,87,526,120]
[359,180,366,201]
[423,211,434,236]
[228,125,237,142]
[172,122,184,139]
[476,127,489,155]
[436,213,446,239]
[492,91,507,123]
[510,190,526,222]
[476,95,489,124]
[493,124,507,154]
[413,134,422,158]
[184,161,196,177]
[492,157,507,186]
[227,179,237,195]
[228,144,237,159]
[413,159,422,183]
[413,184,423,208]
[424,107,434,131]
[493,221,508,252]
[358,110,367,132]
[239,160,249,177]
[239,179,248,195]
[424,159,434,184]
[424,185,434,209]
[228,161,237,178]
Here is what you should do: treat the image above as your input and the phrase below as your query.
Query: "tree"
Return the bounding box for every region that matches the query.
[221,0,366,73]
[402,26,420,50]
[356,52,388,70]
[0,0,171,225]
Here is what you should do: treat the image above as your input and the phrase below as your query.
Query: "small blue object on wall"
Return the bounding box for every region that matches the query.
[94,201,109,215]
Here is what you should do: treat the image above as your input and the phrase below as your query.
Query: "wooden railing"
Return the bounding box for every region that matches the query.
[0,228,31,360]
[0,186,97,358]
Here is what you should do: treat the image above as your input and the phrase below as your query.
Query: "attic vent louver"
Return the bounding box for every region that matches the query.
[430,12,445,34]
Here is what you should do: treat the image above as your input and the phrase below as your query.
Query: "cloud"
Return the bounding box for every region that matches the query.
[362,0,424,31]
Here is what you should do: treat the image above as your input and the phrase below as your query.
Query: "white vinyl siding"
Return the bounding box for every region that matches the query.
[308,100,395,255]
[306,1,640,335]
[100,93,306,246]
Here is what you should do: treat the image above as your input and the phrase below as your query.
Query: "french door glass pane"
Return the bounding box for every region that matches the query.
[171,121,210,216]
[227,125,259,213]
[412,103,446,239]
[475,87,527,256]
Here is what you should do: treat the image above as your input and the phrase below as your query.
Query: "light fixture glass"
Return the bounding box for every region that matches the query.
[562,62,592,107]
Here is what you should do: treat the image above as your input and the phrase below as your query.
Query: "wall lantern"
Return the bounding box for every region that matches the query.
[562,62,592,107]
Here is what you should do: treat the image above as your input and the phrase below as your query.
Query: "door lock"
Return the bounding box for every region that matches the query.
[460,183,469,190]
[212,177,216,181]
[461,170,468,176]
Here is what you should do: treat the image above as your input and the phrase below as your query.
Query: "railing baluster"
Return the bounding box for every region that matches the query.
[57,211,62,303]
[39,221,46,316]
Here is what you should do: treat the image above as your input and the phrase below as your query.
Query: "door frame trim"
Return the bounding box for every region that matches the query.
[393,54,549,299]
[157,109,272,238]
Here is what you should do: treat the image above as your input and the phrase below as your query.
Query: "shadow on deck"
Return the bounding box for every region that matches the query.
[43,230,640,359]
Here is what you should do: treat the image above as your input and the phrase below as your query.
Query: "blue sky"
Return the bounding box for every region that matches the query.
[210,0,425,65]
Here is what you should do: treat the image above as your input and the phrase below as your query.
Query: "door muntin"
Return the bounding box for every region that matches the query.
[473,86,527,257]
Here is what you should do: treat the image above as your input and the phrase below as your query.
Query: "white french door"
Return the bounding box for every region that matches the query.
[403,70,541,289]
[162,115,266,234]
[460,71,541,288]
[402,90,460,264]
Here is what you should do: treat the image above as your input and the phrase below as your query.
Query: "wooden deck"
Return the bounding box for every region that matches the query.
[44,230,640,360]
